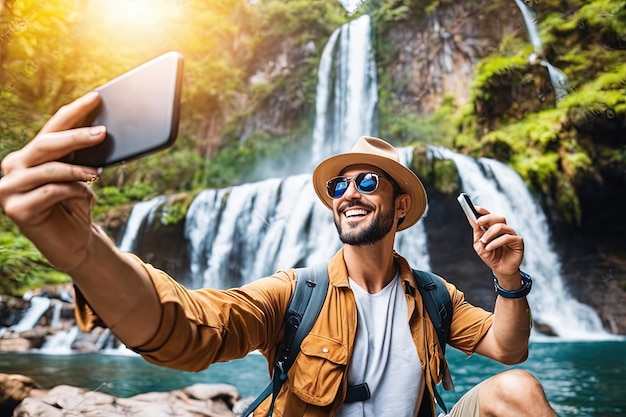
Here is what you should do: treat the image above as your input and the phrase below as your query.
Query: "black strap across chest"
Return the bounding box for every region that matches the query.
[242,265,453,416]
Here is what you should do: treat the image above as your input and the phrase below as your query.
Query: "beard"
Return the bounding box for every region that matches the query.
[334,203,396,246]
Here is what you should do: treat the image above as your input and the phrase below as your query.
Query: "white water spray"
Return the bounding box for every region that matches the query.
[431,147,610,339]
[513,0,569,102]
[312,14,378,163]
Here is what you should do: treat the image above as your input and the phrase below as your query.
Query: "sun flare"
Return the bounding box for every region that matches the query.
[92,0,182,29]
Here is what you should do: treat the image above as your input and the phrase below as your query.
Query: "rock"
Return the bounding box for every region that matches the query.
[533,321,558,337]
[183,383,240,403]
[43,385,115,409]
[9,377,241,417]
[16,326,47,349]
[0,374,38,414]
[13,398,63,417]
[0,338,31,353]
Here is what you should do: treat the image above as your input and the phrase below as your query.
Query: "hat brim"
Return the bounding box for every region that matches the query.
[312,152,427,231]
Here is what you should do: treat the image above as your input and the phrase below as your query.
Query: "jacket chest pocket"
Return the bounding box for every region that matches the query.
[288,333,348,407]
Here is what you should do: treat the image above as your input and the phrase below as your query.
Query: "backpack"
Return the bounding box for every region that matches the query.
[242,263,453,416]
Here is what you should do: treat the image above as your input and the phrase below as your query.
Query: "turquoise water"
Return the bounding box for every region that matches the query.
[1,341,624,416]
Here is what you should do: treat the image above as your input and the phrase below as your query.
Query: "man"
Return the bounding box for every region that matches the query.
[0,92,556,416]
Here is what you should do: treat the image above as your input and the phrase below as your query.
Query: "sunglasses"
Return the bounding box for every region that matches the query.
[326,172,381,199]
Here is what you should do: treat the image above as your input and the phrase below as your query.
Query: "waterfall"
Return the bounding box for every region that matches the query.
[338,0,365,15]
[396,147,431,271]
[184,158,431,290]
[185,176,339,289]
[513,0,569,102]
[430,147,610,339]
[39,326,80,354]
[50,301,63,330]
[311,14,378,163]
[118,196,167,251]
[111,12,608,349]
[179,145,609,339]
[10,296,50,334]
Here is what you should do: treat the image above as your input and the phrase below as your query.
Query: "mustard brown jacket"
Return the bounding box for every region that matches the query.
[75,248,493,416]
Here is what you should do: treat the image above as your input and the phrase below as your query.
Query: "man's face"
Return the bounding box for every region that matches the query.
[330,164,398,246]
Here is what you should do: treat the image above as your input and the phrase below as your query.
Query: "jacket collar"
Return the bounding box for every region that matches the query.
[327,248,417,295]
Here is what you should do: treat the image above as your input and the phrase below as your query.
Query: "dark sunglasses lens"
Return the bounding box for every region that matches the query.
[328,178,348,198]
[356,173,378,193]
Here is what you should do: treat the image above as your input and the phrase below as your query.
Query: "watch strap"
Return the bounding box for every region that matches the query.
[493,270,532,299]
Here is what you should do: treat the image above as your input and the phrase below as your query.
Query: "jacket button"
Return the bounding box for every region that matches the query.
[322,347,329,353]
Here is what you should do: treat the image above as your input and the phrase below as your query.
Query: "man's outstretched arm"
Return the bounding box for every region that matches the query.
[0,92,162,347]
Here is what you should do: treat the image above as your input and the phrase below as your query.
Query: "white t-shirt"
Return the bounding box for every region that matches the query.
[337,271,424,417]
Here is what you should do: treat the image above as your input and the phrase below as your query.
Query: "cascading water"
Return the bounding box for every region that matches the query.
[118,196,168,251]
[183,169,431,291]
[101,12,611,353]
[311,14,378,163]
[337,0,365,15]
[8,296,50,334]
[513,0,570,102]
[430,147,610,339]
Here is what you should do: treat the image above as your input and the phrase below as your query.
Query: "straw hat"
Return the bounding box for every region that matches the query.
[312,136,428,231]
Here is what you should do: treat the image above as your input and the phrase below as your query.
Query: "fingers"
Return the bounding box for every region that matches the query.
[40,91,101,134]
[475,211,504,230]
[0,162,99,194]
[2,181,95,227]
[472,212,521,250]
[5,126,106,172]
[1,92,105,174]
[482,231,524,253]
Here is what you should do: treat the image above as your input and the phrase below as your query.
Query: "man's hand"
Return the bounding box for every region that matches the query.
[472,208,531,364]
[472,208,525,286]
[0,92,106,271]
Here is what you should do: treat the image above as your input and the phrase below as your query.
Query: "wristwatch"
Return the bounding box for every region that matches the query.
[493,270,532,299]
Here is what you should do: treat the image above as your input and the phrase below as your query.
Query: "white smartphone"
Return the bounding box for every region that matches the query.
[457,192,486,230]
[63,51,184,168]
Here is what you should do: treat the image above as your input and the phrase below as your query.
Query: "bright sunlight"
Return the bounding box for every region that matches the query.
[91,0,182,31]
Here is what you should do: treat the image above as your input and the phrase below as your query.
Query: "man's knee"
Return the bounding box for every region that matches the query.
[479,369,554,416]
[490,369,545,398]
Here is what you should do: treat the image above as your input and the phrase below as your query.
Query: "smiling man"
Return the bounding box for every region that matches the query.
[331,168,400,245]
[0,93,556,417]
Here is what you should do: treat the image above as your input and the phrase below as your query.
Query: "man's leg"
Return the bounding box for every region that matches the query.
[448,369,557,417]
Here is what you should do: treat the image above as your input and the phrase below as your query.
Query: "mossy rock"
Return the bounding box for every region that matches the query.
[153,193,198,228]
[411,146,460,195]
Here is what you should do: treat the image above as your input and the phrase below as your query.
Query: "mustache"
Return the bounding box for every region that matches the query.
[338,201,375,213]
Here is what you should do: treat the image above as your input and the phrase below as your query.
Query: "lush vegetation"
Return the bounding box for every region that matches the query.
[374,0,625,226]
[0,0,347,294]
[0,0,624,295]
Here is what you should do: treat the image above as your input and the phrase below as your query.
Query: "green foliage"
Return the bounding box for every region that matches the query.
[470,54,529,102]
[541,0,625,89]
[1,0,625,292]
[0,232,69,296]
[372,0,413,23]
[257,0,346,42]
[431,158,460,195]
[159,194,197,227]
[381,95,459,147]
[512,151,560,192]
[196,130,306,188]
[561,66,626,113]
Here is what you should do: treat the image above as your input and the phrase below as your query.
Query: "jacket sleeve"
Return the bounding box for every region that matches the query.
[444,280,494,355]
[74,256,295,372]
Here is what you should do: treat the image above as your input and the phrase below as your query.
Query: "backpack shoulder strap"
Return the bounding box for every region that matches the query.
[279,262,329,373]
[412,269,454,414]
[411,269,452,354]
[243,263,329,417]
